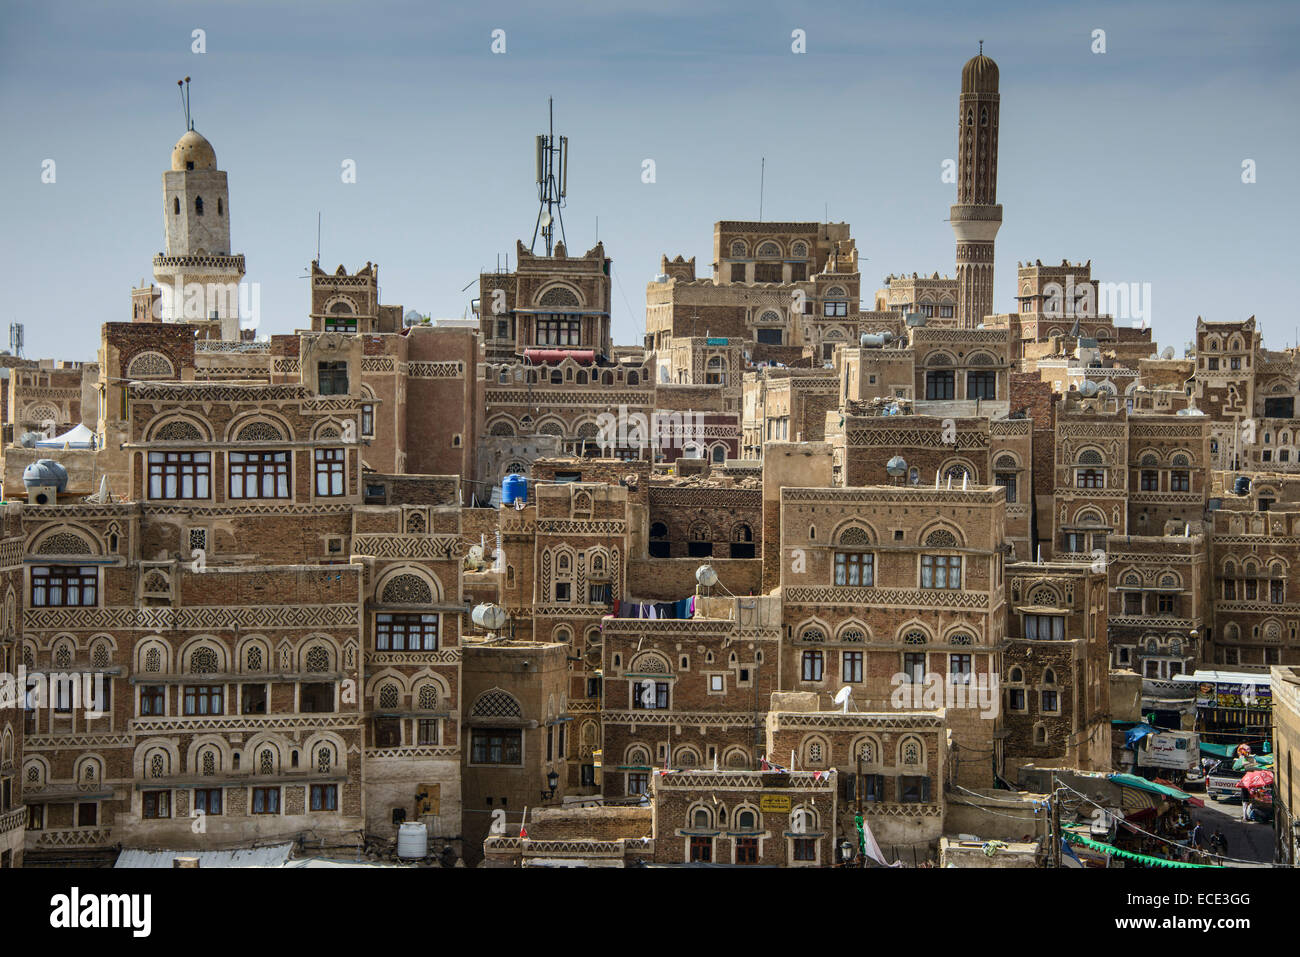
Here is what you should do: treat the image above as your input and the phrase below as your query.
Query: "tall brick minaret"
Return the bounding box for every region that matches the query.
[951,44,1001,329]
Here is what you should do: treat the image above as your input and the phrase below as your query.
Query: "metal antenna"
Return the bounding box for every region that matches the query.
[177,76,193,130]
[759,158,765,221]
[979,40,984,54]
[530,98,568,256]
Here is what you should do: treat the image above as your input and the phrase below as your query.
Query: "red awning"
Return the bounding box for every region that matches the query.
[523,349,595,365]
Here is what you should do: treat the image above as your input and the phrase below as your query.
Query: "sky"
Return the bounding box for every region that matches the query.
[2,0,1299,361]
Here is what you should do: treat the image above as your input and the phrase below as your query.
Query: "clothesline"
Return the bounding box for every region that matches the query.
[608,596,695,620]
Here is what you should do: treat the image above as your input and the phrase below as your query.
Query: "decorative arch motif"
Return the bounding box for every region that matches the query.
[630,652,670,673]
[836,525,872,547]
[471,688,522,719]
[235,420,286,442]
[381,573,434,605]
[126,351,176,379]
[536,285,581,307]
[923,528,959,548]
[151,417,207,441]
[35,530,95,555]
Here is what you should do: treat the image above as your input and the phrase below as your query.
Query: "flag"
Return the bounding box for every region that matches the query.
[859,815,902,867]
[520,823,528,838]
[760,754,788,772]
[1061,837,1083,867]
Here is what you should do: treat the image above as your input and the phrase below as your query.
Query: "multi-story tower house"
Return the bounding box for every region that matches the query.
[477,240,613,363]
[307,261,405,335]
[1208,471,1300,672]
[149,129,246,341]
[0,505,24,868]
[600,596,782,800]
[778,479,1009,788]
[950,50,1002,329]
[875,273,958,323]
[646,221,861,363]
[1052,391,1129,561]
[1002,561,1111,774]
[1106,526,1208,679]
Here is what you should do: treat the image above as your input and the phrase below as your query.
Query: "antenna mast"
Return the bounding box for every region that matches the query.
[530,98,568,256]
[177,77,193,130]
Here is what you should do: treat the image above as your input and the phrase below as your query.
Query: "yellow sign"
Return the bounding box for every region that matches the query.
[759,795,791,813]
[417,783,440,817]
[593,749,603,769]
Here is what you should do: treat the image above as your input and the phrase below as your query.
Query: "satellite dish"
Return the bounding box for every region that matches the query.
[886,455,907,477]
[1162,346,1175,360]
[695,564,718,588]
[467,544,485,565]
[540,211,553,228]
[403,310,424,327]
[833,686,853,714]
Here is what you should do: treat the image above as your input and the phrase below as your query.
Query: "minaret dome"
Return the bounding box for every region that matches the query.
[171,129,217,172]
[961,54,999,94]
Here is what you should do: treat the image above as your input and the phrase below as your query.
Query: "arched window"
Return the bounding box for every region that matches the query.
[190,647,220,674]
[195,196,204,216]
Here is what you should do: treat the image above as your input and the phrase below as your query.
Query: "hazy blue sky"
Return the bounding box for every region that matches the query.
[2,0,1298,360]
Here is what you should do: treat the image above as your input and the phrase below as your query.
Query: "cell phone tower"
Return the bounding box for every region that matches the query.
[530,98,568,256]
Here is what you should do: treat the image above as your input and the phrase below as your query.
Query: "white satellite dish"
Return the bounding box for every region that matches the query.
[467,544,485,565]
[833,686,853,714]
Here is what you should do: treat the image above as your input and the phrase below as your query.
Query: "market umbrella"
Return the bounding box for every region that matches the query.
[1240,770,1273,792]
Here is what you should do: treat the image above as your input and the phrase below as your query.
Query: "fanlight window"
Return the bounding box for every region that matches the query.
[235,421,285,442]
[381,574,433,605]
[190,647,219,674]
[471,689,522,718]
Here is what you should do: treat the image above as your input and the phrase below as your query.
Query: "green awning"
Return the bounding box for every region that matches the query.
[1107,773,1196,802]
[1199,742,1236,758]
[1064,832,1219,869]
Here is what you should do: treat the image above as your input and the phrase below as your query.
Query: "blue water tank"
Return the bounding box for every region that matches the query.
[502,474,527,505]
[23,459,68,492]
[1233,476,1251,496]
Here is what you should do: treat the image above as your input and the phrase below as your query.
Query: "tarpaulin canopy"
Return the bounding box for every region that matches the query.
[1107,772,1204,807]
[35,422,96,448]
[1125,724,1159,749]
[1064,832,1219,869]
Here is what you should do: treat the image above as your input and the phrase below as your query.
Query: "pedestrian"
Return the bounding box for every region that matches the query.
[1189,821,1202,848]
[1216,828,1229,856]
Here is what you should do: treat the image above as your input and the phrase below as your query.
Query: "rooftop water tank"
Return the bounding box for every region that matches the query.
[502,473,527,505]
[23,459,68,492]
[1233,476,1251,496]
[396,821,429,859]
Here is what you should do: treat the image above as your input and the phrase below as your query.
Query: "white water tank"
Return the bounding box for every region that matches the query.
[396,821,429,859]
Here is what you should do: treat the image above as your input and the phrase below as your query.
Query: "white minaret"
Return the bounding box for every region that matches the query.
[153,127,245,340]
